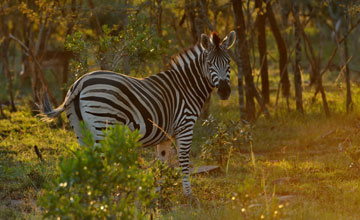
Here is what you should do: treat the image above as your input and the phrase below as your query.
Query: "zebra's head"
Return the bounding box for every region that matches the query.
[200,31,236,100]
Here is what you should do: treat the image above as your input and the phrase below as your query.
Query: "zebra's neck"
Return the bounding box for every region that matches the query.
[169,44,213,91]
[170,44,214,91]
[167,44,214,111]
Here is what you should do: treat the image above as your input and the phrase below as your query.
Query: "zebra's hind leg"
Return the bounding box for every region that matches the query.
[65,103,86,146]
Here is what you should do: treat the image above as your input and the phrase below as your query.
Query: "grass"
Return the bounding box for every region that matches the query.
[0,103,77,219]
[1,79,360,219]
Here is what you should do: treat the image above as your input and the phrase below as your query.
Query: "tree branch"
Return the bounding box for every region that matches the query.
[9,34,58,106]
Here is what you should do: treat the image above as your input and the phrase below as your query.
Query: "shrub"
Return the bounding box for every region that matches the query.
[150,160,181,211]
[201,117,252,167]
[64,15,168,80]
[39,124,157,219]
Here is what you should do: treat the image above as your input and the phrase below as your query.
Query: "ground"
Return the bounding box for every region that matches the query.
[1,82,360,219]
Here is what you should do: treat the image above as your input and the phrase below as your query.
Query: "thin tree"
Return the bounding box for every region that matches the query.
[11,1,58,106]
[266,0,290,104]
[154,0,167,68]
[255,0,270,104]
[122,0,131,75]
[329,0,353,113]
[0,11,17,112]
[292,1,304,114]
[291,6,330,116]
[0,1,18,112]
[0,104,4,118]
[344,3,353,113]
[232,0,270,121]
[61,0,78,99]
[184,0,212,119]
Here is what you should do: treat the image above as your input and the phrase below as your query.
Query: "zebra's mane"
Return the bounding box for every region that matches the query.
[211,32,221,47]
[166,32,222,70]
[167,44,203,70]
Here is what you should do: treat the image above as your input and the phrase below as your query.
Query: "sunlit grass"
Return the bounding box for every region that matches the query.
[0,104,77,219]
[184,69,360,219]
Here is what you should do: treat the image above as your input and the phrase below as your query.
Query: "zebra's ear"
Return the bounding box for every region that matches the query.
[221,30,236,49]
[200,33,210,50]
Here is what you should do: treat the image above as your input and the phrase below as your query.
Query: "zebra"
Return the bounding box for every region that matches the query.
[40,31,236,198]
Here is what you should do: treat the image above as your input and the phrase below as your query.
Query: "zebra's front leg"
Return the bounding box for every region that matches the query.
[176,132,195,197]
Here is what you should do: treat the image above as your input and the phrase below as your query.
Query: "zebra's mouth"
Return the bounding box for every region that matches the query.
[217,79,231,100]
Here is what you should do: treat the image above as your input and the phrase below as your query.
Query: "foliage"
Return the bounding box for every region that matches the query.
[65,31,91,79]
[200,116,252,166]
[65,15,168,80]
[150,160,182,211]
[120,15,168,71]
[39,124,157,219]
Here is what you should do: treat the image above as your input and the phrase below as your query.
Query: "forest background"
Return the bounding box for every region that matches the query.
[1,0,360,219]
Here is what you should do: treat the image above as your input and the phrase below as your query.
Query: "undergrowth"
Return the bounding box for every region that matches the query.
[2,88,360,219]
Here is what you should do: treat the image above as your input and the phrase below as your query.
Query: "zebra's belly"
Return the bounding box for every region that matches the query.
[78,101,169,147]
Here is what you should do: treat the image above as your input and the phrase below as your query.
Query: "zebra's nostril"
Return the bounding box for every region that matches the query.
[217,79,231,100]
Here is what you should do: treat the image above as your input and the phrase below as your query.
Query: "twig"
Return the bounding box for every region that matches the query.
[9,34,58,106]
[34,145,45,162]
[148,118,176,148]
[335,56,353,84]
[9,34,31,56]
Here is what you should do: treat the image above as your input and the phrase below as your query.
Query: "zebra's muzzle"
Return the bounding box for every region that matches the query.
[217,79,231,100]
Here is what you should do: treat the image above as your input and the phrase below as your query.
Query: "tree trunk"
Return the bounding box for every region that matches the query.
[293,1,304,114]
[88,0,108,70]
[0,11,17,112]
[291,6,329,117]
[255,0,269,104]
[344,37,352,113]
[0,103,4,118]
[232,0,256,121]
[122,0,131,75]
[266,0,290,98]
[311,64,330,117]
[1,40,16,112]
[185,0,199,45]
[185,0,210,119]
[234,44,246,119]
[344,5,352,113]
[155,0,167,68]
[62,0,77,99]
[318,77,330,116]
[62,58,70,100]
[0,35,16,112]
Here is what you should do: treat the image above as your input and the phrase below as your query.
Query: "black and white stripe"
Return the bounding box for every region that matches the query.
[40,31,236,197]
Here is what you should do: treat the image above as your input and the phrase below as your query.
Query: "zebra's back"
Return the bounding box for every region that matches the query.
[66,70,173,146]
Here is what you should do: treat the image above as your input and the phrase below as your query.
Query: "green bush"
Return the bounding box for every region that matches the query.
[64,14,168,80]
[39,124,157,219]
[201,117,253,167]
[150,160,181,211]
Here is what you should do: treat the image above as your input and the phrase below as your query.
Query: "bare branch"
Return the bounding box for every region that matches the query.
[9,34,58,106]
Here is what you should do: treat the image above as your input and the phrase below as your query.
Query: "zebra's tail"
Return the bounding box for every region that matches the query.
[39,75,85,121]
[38,92,66,121]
